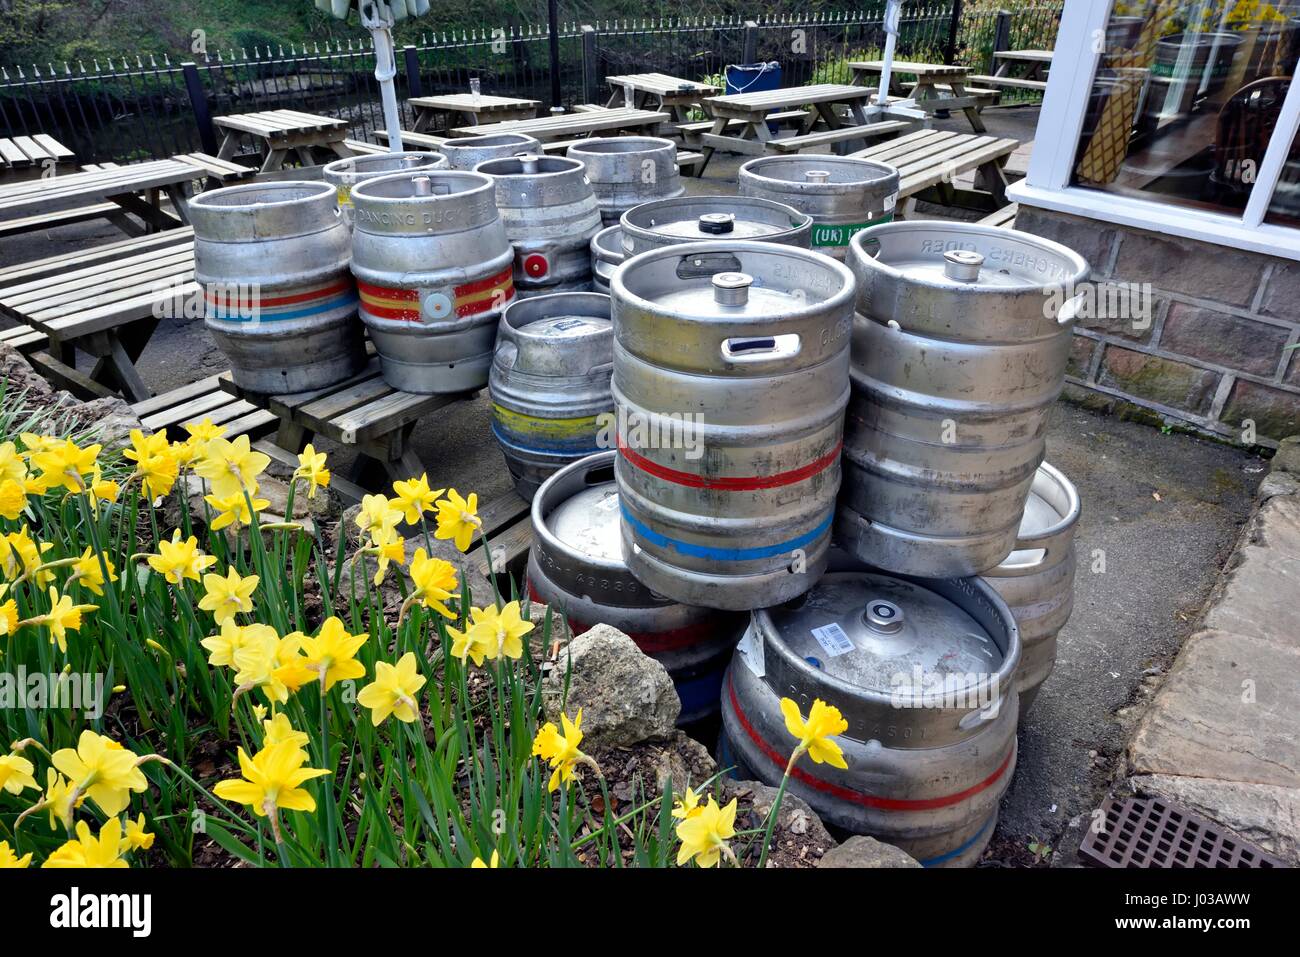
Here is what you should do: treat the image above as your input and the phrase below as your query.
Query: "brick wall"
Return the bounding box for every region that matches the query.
[1014,205,1300,448]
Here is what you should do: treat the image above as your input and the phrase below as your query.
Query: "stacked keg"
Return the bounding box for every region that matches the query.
[439,133,540,169]
[190,180,366,394]
[349,169,515,393]
[475,154,603,297]
[566,137,684,226]
[323,151,448,229]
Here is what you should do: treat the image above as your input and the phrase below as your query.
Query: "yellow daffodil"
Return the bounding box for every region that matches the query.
[0,840,31,868]
[355,493,401,545]
[120,813,155,852]
[201,619,277,669]
[232,630,315,705]
[371,531,406,586]
[434,488,481,552]
[0,587,18,636]
[123,429,179,500]
[205,490,271,531]
[51,730,148,818]
[672,786,703,821]
[471,850,500,868]
[531,709,594,793]
[392,473,444,525]
[197,567,258,624]
[195,434,269,499]
[0,440,27,485]
[1,526,54,585]
[405,547,459,620]
[71,546,118,597]
[299,616,367,691]
[38,586,97,654]
[447,606,495,668]
[39,769,82,831]
[29,438,100,494]
[0,478,26,520]
[185,417,227,444]
[262,712,309,749]
[213,741,328,822]
[0,752,37,795]
[357,652,426,725]
[675,796,738,868]
[147,529,216,585]
[42,818,128,869]
[780,697,849,769]
[478,601,533,661]
[89,473,120,507]
[294,443,330,500]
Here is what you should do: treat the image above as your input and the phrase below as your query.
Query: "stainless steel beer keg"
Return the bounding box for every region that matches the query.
[721,570,1021,867]
[982,462,1079,712]
[439,132,540,170]
[190,180,365,395]
[590,225,626,294]
[349,169,514,394]
[738,155,899,260]
[489,292,614,499]
[837,221,1089,577]
[323,151,448,228]
[475,154,603,298]
[612,240,855,611]
[566,137,684,226]
[528,451,747,722]
[619,195,812,255]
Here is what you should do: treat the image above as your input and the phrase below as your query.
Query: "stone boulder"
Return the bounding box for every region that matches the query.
[818,835,922,869]
[542,622,679,748]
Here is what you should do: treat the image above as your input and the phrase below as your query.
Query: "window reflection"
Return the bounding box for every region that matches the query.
[1073,0,1299,215]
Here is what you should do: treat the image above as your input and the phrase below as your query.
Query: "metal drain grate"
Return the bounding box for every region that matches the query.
[1079,796,1284,868]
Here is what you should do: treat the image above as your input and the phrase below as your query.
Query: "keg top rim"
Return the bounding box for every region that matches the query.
[754,571,1020,707]
[531,451,625,573]
[740,155,900,188]
[1006,461,1080,553]
[189,179,334,210]
[591,225,626,260]
[441,132,539,149]
[348,168,494,202]
[566,135,676,155]
[502,290,613,336]
[611,239,855,316]
[475,154,584,177]
[850,220,1090,291]
[322,150,447,176]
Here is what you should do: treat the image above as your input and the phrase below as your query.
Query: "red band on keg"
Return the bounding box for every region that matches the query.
[727,675,1014,811]
[357,267,514,322]
[617,437,842,491]
[204,278,354,310]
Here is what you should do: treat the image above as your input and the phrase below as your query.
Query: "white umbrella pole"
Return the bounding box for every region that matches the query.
[360,7,404,152]
[877,0,901,110]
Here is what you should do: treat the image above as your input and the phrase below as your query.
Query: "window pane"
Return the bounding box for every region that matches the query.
[1071,0,1298,217]
[1265,125,1300,224]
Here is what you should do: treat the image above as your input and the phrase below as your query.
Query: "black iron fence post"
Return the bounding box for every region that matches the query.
[547,0,562,108]
[990,9,1013,73]
[743,20,759,65]
[181,61,218,155]
[944,0,964,65]
[581,25,599,105]
[403,44,423,99]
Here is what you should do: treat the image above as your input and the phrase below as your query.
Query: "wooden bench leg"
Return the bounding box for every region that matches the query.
[275,420,312,454]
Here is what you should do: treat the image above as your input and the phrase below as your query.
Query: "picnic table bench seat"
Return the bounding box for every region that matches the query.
[370,130,449,151]
[967,74,1049,92]
[130,373,278,442]
[763,120,914,154]
[979,203,1019,228]
[850,129,1019,213]
[676,110,812,146]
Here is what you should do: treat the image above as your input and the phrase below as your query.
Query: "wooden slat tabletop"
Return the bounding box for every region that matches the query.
[850,60,971,77]
[0,134,75,170]
[0,158,197,216]
[704,83,872,113]
[851,129,1017,197]
[410,93,539,113]
[214,109,347,138]
[453,108,669,139]
[605,73,720,96]
[995,49,1055,62]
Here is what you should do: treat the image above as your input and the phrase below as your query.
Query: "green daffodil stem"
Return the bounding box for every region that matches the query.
[319,684,340,868]
[755,745,805,869]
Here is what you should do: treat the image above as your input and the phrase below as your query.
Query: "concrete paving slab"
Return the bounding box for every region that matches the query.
[1133,772,1300,863]
[1202,495,1300,648]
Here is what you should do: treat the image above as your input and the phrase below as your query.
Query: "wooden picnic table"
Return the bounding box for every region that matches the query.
[699,83,914,169]
[849,60,995,133]
[850,128,1019,214]
[0,134,75,181]
[0,157,197,237]
[0,229,196,401]
[408,93,540,132]
[214,109,355,172]
[450,107,670,142]
[969,50,1053,95]
[604,73,721,123]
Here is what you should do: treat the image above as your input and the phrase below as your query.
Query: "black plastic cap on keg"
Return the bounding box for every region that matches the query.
[698,213,735,235]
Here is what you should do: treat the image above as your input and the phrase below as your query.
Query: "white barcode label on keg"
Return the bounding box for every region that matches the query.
[810,622,854,658]
[883,192,897,211]
[736,622,765,677]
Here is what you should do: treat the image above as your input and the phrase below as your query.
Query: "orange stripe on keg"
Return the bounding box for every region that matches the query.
[617,437,842,491]
[357,268,514,322]
[203,278,353,309]
[726,674,1014,811]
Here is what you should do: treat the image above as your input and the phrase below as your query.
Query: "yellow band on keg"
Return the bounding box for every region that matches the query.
[491,404,604,441]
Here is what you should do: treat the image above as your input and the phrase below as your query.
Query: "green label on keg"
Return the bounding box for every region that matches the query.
[810,213,894,248]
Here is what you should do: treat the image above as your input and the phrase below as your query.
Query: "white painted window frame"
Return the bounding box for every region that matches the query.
[1008,0,1300,261]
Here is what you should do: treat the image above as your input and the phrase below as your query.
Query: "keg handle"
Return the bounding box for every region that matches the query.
[957,696,1003,730]
[722,333,801,364]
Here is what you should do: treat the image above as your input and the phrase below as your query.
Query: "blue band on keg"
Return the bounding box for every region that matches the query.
[489,422,603,457]
[620,504,832,561]
[917,816,995,867]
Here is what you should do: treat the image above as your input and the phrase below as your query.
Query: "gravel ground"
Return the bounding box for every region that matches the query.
[0,103,1268,866]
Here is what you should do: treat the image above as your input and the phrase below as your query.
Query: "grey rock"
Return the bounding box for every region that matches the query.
[1272,435,1300,476]
[1133,773,1299,864]
[542,622,679,747]
[0,342,56,402]
[1258,472,1300,501]
[72,396,143,455]
[723,778,837,863]
[818,835,922,869]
